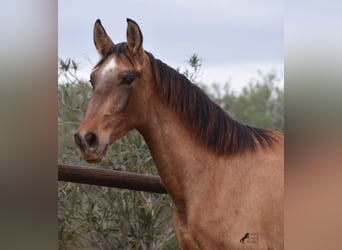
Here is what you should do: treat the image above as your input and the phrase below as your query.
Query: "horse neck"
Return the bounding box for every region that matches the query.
[137,96,215,206]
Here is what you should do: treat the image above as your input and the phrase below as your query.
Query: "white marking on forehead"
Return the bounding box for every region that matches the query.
[100,58,117,77]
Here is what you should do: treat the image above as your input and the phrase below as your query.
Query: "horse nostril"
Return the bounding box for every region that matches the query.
[84,132,98,149]
[74,133,83,150]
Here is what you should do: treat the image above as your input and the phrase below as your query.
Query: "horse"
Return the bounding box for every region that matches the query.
[240,233,250,244]
[74,18,284,249]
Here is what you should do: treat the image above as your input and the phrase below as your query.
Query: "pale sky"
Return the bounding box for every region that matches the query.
[58,0,283,92]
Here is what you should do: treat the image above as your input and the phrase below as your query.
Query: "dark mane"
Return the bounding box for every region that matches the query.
[94,42,131,68]
[146,51,276,156]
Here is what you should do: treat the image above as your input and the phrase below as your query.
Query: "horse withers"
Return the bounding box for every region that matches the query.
[74,18,284,249]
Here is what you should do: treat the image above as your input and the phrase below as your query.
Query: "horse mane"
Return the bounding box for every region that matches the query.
[100,43,276,156]
[146,51,276,156]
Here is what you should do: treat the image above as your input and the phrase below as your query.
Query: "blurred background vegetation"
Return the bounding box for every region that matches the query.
[58,55,283,249]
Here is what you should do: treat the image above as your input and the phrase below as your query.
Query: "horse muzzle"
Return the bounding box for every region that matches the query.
[74,131,108,163]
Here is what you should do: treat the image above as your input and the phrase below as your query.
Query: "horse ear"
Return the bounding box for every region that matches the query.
[126,18,144,62]
[93,19,114,57]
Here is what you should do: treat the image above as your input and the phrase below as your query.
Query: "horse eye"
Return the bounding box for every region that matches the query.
[121,75,135,85]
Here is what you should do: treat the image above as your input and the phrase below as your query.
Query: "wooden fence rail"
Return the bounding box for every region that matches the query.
[58,164,167,194]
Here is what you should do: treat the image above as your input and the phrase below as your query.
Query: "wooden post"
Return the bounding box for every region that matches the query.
[58,164,167,194]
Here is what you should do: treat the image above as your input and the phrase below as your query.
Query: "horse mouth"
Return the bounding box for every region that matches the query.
[86,157,103,164]
[81,144,108,164]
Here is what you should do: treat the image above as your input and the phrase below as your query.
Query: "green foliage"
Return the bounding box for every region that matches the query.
[212,70,284,131]
[58,56,283,249]
[182,53,203,83]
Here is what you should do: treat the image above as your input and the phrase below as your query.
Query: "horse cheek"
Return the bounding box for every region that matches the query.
[115,88,131,114]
